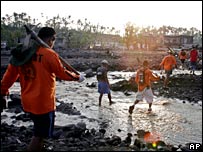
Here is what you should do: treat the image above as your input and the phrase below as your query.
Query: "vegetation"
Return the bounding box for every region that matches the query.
[1,12,202,49]
[1,12,120,49]
[123,22,202,50]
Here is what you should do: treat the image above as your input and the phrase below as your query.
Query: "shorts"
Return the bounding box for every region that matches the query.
[165,69,172,78]
[98,81,110,94]
[29,111,55,138]
[136,87,153,104]
[190,61,197,70]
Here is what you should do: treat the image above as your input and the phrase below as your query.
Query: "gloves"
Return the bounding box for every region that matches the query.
[78,74,85,82]
[1,95,8,112]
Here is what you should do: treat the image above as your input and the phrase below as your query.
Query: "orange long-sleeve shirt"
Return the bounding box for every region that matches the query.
[135,68,160,91]
[160,54,177,71]
[1,46,79,114]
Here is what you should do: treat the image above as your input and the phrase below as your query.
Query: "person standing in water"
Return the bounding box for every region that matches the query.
[129,60,161,114]
[96,60,114,106]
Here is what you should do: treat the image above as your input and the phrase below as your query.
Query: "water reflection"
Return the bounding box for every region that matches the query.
[127,116,133,133]
[2,70,202,146]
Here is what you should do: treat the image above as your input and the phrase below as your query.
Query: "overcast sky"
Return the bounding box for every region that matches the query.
[1,1,202,35]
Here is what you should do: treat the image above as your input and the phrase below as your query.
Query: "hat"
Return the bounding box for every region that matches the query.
[10,41,39,66]
[101,60,109,65]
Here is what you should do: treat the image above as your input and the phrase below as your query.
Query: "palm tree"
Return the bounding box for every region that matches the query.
[123,22,137,50]
[110,27,115,35]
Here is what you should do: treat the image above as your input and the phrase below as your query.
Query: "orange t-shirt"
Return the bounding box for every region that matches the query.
[160,54,177,71]
[135,68,160,91]
[1,46,79,114]
[179,51,187,60]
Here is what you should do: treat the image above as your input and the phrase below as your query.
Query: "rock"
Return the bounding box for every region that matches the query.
[62,124,76,131]
[107,135,121,146]
[176,148,182,151]
[8,94,22,108]
[99,128,106,135]
[97,139,106,146]
[15,113,31,122]
[134,138,145,149]
[90,128,96,135]
[136,129,146,138]
[52,129,63,139]
[14,107,23,114]
[198,100,202,106]
[171,145,180,151]
[1,121,199,151]
[124,90,132,96]
[84,68,94,77]
[10,94,21,102]
[56,102,81,115]
[86,82,96,88]
[111,80,137,92]
[76,122,86,131]
[123,133,132,146]
[156,140,166,147]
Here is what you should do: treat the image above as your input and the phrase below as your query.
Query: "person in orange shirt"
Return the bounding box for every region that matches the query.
[128,60,161,114]
[1,27,84,151]
[159,50,177,88]
[178,49,187,70]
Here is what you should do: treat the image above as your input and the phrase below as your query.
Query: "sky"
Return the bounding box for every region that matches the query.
[1,1,202,35]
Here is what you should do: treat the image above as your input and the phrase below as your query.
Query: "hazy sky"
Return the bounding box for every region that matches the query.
[1,1,202,35]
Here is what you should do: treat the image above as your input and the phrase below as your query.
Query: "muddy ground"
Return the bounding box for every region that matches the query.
[57,49,202,72]
[1,49,202,151]
[62,49,202,103]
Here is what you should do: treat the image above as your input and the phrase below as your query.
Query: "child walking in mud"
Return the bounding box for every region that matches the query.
[129,60,161,114]
[96,60,114,106]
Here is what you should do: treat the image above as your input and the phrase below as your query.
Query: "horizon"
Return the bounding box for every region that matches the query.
[1,1,202,36]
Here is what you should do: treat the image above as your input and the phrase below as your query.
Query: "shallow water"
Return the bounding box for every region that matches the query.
[1,70,202,146]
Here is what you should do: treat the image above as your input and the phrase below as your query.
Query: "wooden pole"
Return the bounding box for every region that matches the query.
[24,25,80,75]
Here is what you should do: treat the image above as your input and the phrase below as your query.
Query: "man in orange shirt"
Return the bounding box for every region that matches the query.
[160,50,177,88]
[1,27,84,151]
[128,60,161,114]
[178,49,187,70]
